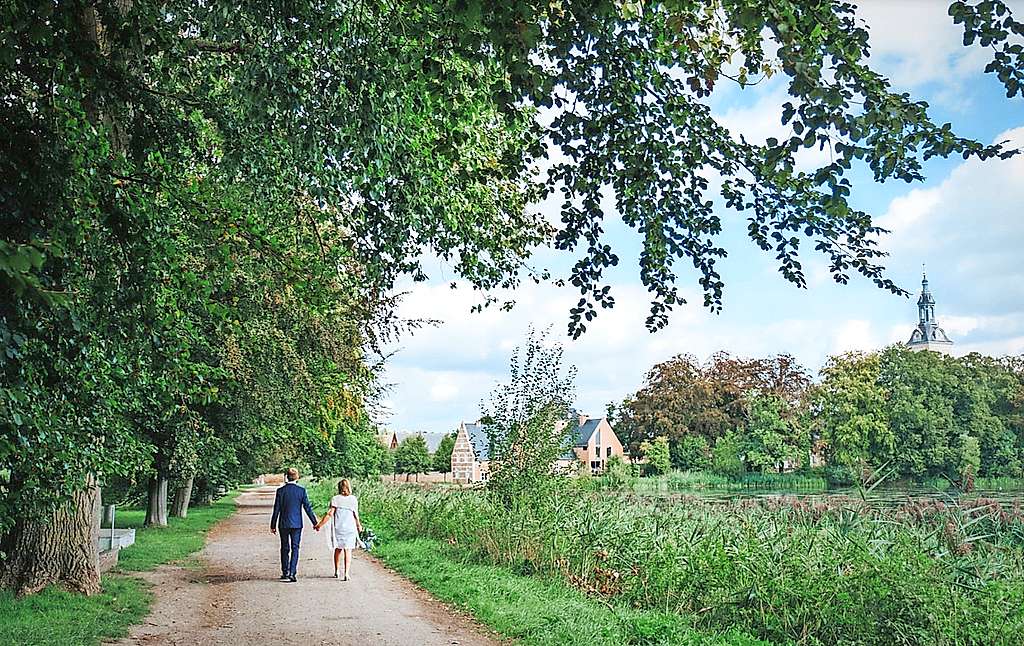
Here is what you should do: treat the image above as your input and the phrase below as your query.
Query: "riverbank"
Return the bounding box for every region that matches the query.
[585,469,1024,499]
[308,479,770,646]
[0,492,238,646]
[344,479,1024,645]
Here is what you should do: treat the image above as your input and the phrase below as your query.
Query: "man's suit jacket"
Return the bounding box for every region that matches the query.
[271,482,317,530]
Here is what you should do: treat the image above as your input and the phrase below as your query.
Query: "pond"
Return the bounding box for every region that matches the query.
[640,486,1024,510]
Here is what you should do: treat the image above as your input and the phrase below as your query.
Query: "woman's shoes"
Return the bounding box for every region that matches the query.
[342,574,350,581]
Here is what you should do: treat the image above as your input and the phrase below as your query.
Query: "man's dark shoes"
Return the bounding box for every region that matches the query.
[279,573,290,581]
[288,575,297,583]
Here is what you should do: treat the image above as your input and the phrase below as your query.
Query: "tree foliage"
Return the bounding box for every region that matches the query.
[640,436,672,476]
[742,394,807,473]
[394,436,432,479]
[481,330,577,505]
[616,352,811,459]
[810,347,1024,481]
[450,0,1022,335]
[433,433,457,475]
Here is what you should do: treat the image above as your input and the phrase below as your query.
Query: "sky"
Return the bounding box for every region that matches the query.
[378,1,1024,435]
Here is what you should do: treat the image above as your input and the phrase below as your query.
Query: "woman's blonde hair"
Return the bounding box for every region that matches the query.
[337,479,352,496]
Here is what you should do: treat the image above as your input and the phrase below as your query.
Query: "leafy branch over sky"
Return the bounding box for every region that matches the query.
[1,0,1023,594]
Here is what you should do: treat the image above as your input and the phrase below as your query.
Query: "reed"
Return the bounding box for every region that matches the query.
[588,470,828,493]
[338,479,1024,646]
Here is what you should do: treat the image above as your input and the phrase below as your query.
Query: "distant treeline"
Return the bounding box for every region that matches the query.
[610,347,1024,484]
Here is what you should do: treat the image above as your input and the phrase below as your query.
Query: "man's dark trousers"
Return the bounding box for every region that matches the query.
[279,527,302,578]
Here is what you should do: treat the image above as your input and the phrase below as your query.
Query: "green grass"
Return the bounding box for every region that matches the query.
[0,492,238,646]
[370,530,774,646]
[115,492,239,571]
[0,576,150,646]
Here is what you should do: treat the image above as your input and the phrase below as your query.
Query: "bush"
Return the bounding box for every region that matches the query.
[603,455,632,487]
[640,436,672,475]
[670,435,710,470]
[711,432,745,478]
[823,464,859,487]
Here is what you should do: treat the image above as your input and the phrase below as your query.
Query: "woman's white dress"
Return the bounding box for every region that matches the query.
[329,494,359,549]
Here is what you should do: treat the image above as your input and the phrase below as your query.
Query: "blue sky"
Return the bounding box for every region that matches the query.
[379,1,1024,434]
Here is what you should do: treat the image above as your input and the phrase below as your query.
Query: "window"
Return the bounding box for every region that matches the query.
[606,446,612,458]
[594,444,600,457]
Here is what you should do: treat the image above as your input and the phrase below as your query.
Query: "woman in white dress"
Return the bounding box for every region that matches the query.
[313,478,362,580]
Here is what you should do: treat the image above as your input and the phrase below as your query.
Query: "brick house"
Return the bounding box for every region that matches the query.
[453,415,627,483]
[452,421,491,483]
[557,415,626,475]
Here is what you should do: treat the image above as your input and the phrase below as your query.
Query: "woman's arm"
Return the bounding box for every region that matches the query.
[354,510,363,533]
[313,506,335,530]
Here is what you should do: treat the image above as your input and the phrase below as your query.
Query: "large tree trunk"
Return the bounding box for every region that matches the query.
[0,475,101,596]
[171,475,194,518]
[145,474,169,527]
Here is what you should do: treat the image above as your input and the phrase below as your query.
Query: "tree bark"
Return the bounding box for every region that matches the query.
[171,475,194,518]
[145,475,169,527]
[0,475,101,596]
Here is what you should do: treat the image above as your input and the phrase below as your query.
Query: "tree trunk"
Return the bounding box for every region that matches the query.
[0,475,101,596]
[145,475,169,527]
[171,476,194,518]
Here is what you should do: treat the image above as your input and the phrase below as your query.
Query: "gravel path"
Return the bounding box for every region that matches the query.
[111,487,502,646]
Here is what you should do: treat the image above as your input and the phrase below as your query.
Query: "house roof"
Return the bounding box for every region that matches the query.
[558,416,607,460]
[464,422,490,461]
[393,431,449,453]
[573,418,602,447]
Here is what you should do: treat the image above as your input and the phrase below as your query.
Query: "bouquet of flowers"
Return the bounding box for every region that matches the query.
[358,527,376,551]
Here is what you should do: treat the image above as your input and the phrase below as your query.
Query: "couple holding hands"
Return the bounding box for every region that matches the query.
[270,468,362,582]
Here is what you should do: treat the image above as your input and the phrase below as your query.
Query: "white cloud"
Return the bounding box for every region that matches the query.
[831,319,878,355]
[428,377,460,403]
[877,125,1024,319]
[854,0,1016,103]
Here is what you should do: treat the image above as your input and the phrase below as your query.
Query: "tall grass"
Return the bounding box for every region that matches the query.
[589,470,828,493]
[351,479,1024,646]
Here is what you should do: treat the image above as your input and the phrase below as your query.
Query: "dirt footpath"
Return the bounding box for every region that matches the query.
[111,487,502,646]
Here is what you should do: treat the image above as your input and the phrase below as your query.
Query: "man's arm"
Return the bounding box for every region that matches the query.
[302,489,318,527]
[270,487,282,534]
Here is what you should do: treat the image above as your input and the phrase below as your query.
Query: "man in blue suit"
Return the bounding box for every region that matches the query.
[270,468,318,582]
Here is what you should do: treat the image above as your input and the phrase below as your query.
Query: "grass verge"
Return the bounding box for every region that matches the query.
[0,491,238,646]
[365,515,775,646]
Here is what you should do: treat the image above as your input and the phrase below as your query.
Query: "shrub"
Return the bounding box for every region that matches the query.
[670,435,711,470]
[640,436,672,475]
[823,464,859,487]
[711,432,745,478]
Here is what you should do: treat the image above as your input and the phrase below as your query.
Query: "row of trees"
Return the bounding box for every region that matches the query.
[1,0,540,597]
[616,348,1024,483]
[392,433,456,480]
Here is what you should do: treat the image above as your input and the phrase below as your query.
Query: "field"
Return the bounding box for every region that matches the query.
[334,478,1024,646]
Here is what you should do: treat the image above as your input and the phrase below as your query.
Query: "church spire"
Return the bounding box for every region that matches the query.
[907,268,952,354]
[917,270,935,326]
